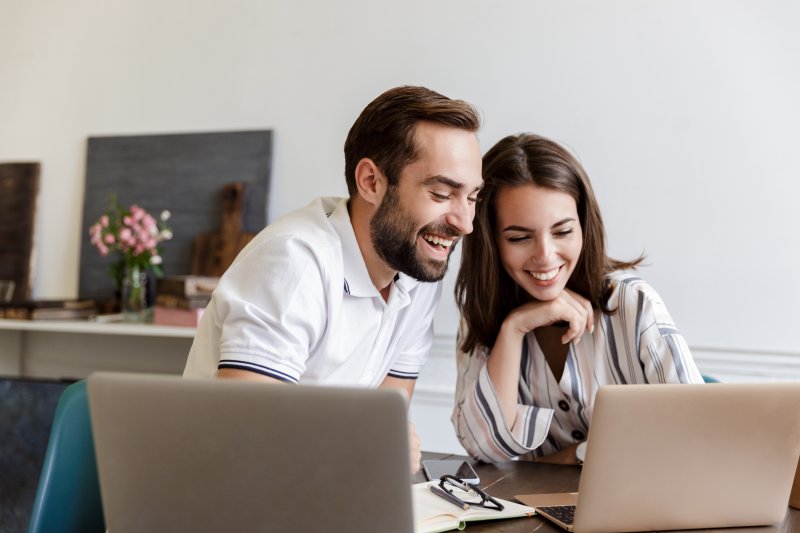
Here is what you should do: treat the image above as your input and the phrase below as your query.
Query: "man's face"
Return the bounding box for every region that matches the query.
[370,121,483,282]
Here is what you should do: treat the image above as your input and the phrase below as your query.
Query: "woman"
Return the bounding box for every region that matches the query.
[452,133,703,464]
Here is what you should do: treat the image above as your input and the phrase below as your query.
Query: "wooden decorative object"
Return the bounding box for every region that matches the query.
[191,182,256,276]
[0,162,40,301]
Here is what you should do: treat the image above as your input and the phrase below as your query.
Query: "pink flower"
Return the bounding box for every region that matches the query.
[90,198,173,278]
[130,205,145,221]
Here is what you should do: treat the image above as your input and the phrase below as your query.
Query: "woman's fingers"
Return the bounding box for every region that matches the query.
[559,290,594,343]
[511,289,595,342]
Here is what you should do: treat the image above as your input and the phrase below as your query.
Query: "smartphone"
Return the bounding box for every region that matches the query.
[421,459,480,484]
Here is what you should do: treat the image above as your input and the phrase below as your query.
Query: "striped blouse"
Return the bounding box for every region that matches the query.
[451,272,703,463]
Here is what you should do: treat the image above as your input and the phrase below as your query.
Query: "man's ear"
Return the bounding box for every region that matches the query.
[354,158,386,207]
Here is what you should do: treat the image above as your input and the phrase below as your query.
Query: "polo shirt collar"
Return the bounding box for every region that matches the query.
[328,198,421,298]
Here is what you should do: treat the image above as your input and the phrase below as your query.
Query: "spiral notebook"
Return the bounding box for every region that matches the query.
[412,481,535,533]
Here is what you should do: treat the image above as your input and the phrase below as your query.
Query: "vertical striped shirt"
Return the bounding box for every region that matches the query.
[451,272,703,463]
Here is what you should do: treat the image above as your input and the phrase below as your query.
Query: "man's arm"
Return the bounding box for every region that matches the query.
[217,368,283,383]
[379,375,420,474]
[379,375,416,402]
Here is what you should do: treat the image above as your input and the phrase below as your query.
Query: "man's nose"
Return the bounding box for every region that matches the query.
[446,198,474,235]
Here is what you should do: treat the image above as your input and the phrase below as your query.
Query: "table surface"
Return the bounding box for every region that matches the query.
[415,452,799,532]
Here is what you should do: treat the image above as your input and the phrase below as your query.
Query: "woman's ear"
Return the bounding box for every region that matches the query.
[353,158,386,207]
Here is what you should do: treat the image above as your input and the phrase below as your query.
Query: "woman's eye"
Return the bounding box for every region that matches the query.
[554,229,574,238]
[431,192,450,201]
[507,235,529,243]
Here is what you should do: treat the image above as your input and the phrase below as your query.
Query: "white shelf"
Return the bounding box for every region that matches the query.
[0,318,196,338]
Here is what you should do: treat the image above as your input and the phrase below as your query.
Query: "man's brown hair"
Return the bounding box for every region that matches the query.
[344,86,480,196]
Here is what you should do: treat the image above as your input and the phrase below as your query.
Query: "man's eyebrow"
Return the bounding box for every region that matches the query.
[501,217,576,233]
[423,176,483,193]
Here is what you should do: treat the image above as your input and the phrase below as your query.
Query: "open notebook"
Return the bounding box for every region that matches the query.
[517,383,800,533]
[412,481,534,533]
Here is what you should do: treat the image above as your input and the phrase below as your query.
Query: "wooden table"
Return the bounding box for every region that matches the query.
[416,452,799,532]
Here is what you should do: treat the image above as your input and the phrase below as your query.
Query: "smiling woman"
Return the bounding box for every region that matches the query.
[451,133,705,464]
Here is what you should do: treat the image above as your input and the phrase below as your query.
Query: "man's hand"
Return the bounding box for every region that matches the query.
[407,420,421,474]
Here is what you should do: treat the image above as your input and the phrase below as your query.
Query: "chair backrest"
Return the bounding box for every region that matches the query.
[27,380,105,533]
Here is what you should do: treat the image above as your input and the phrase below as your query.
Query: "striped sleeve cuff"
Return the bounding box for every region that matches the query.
[458,365,554,462]
[386,369,419,380]
[218,359,300,384]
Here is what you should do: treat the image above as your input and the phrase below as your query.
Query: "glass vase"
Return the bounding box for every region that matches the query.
[121,264,153,322]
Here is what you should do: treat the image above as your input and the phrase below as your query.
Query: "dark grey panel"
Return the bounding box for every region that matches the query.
[79,130,272,300]
[0,378,75,533]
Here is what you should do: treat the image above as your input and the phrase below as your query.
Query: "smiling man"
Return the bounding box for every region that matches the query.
[183,86,482,472]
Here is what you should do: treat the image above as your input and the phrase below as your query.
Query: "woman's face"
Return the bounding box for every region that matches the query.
[495,184,583,302]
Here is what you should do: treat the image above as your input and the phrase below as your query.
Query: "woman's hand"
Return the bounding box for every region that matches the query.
[505,288,594,344]
[486,289,594,431]
[533,442,581,465]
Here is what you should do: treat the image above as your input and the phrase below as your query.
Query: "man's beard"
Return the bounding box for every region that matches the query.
[370,186,460,282]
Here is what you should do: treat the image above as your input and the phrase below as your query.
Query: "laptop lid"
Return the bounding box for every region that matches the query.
[87,372,413,533]
[577,382,800,532]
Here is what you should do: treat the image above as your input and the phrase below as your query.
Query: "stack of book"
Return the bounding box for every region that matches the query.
[0,300,98,320]
[153,275,219,327]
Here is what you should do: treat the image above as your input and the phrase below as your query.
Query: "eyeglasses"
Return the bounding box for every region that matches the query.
[428,474,505,511]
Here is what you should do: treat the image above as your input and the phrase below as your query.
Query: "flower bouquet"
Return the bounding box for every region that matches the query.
[89,196,173,321]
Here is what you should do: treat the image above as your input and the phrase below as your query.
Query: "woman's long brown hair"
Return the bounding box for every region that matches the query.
[455,134,643,353]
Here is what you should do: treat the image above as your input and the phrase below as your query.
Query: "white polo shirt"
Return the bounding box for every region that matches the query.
[183,197,441,387]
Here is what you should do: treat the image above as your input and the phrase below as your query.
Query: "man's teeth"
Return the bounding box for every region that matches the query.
[530,268,559,281]
[423,235,453,248]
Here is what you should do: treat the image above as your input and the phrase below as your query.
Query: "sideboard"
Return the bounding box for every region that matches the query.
[0,319,195,379]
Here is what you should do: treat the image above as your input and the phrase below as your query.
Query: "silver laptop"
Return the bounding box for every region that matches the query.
[517,383,800,533]
[88,372,413,533]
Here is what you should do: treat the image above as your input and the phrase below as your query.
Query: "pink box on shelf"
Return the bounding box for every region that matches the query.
[153,306,204,327]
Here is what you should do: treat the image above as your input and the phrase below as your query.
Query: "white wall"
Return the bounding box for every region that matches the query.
[3,0,799,452]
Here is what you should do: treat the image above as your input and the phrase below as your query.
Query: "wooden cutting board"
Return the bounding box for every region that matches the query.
[191,182,256,277]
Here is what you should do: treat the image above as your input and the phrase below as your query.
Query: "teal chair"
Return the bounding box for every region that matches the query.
[702,374,720,383]
[27,380,105,533]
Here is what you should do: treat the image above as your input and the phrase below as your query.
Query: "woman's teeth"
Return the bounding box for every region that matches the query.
[530,267,559,281]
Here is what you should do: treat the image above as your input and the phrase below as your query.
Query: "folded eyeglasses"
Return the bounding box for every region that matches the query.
[428,474,504,511]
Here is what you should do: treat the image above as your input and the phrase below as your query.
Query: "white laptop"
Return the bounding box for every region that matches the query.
[517,382,800,533]
[87,372,413,533]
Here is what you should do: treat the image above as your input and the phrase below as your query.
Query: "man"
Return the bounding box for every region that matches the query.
[183,86,483,472]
